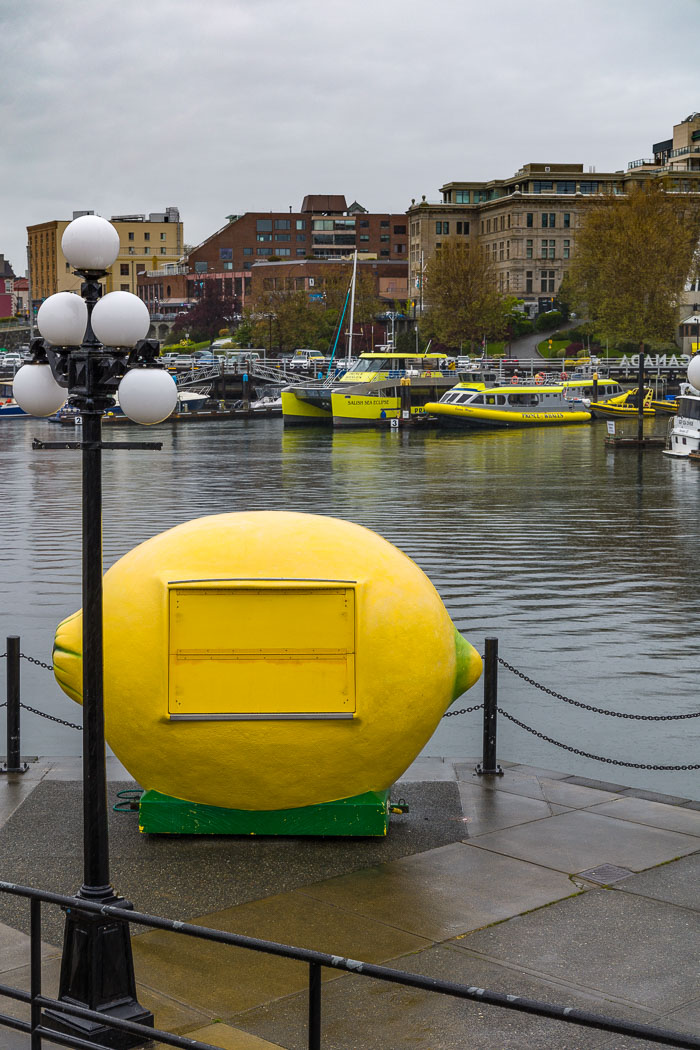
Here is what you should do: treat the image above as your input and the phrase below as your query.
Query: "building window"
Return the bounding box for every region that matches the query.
[296,234,306,242]
[541,239,555,259]
[474,190,488,203]
[296,220,306,230]
[359,220,369,227]
[526,213,533,227]
[557,181,576,194]
[120,263,129,275]
[194,261,207,272]
[257,219,273,231]
[380,234,390,242]
[277,248,291,256]
[563,212,571,228]
[455,190,470,203]
[257,247,271,255]
[296,248,306,256]
[274,219,290,230]
[499,241,504,261]
[526,239,533,258]
[275,234,291,241]
[160,247,167,254]
[526,271,533,293]
[120,283,129,291]
[393,225,406,234]
[144,246,150,254]
[128,247,135,255]
[223,262,233,270]
[380,250,390,256]
[542,213,556,228]
[144,232,150,241]
[563,239,570,259]
[533,181,553,193]
[394,244,406,253]
[579,181,600,194]
[128,232,134,241]
[360,234,369,242]
[256,233,272,242]
[160,232,166,240]
[435,222,442,235]
[540,269,555,292]
[380,220,389,228]
[243,247,252,256]
[220,248,233,260]
[506,241,510,260]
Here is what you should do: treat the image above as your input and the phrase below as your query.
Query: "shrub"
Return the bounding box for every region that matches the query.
[534,310,563,332]
[566,342,584,354]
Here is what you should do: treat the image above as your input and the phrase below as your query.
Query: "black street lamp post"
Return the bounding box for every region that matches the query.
[14,215,178,1048]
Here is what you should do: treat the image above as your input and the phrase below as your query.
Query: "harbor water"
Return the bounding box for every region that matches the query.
[1,416,698,798]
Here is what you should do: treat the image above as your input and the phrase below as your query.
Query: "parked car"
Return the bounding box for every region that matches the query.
[289,349,326,370]
[0,353,23,371]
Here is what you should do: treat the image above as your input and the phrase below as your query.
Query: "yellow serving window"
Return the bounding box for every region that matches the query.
[168,583,356,718]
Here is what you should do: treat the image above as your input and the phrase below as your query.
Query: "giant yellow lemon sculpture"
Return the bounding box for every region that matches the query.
[53,512,481,812]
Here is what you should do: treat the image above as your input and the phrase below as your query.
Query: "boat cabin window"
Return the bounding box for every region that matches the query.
[508,393,539,407]
[678,397,700,421]
[354,357,389,372]
[468,394,485,405]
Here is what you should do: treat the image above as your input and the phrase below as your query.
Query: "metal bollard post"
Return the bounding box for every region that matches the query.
[2,636,28,774]
[476,637,503,776]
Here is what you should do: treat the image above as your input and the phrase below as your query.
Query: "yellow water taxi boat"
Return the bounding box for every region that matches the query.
[588,387,656,420]
[424,380,592,428]
[282,352,464,427]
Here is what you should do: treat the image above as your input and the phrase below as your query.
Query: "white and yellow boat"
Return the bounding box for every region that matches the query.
[424,380,592,428]
[282,352,464,427]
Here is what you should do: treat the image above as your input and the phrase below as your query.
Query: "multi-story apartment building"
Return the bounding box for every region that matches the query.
[189,195,408,275]
[186,195,408,310]
[408,113,700,317]
[27,207,183,305]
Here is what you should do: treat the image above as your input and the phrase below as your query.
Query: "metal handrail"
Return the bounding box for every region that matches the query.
[0,881,697,1050]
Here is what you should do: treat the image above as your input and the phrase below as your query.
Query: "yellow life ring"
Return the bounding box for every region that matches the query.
[560,371,569,381]
[535,372,545,385]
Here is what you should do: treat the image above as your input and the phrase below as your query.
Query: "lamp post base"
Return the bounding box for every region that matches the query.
[44,894,154,1049]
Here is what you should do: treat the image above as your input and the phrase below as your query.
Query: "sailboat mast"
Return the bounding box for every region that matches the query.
[346,249,358,364]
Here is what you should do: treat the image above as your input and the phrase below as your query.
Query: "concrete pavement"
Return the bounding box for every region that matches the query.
[0,755,697,1049]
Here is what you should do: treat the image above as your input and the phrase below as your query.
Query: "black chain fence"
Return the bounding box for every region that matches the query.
[1,648,698,770]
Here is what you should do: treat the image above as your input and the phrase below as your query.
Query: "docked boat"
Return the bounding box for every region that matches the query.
[588,387,655,420]
[0,381,27,420]
[282,351,462,427]
[424,381,592,428]
[664,380,700,458]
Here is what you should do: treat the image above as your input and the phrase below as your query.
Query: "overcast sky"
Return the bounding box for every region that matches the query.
[1,0,697,274]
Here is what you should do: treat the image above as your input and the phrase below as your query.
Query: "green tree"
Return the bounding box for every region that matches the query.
[172,281,236,342]
[566,184,700,346]
[421,240,510,350]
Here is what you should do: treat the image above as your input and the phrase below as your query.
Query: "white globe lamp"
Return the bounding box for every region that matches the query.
[62,215,120,271]
[13,364,67,417]
[117,368,177,425]
[91,291,151,347]
[37,292,88,346]
[687,355,700,392]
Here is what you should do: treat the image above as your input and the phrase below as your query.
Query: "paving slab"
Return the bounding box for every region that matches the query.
[131,887,429,1017]
[457,780,571,836]
[0,921,53,973]
[397,756,460,781]
[231,943,663,1050]
[468,809,700,873]
[449,887,699,1015]
[299,841,578,942]
[185,1022,284,1049]
[587,796,700,837]
[457,769,625,809]
[615,851,700,910]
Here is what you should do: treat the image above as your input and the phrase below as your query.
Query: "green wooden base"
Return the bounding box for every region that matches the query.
[138,788,390,837]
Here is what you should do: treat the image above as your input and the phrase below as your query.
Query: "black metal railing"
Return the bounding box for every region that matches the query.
[0,882,698,1050]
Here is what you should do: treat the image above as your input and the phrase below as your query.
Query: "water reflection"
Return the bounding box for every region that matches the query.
[1,416,698,797]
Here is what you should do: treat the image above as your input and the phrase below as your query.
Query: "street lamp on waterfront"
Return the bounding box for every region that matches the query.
[13,214,177,1047]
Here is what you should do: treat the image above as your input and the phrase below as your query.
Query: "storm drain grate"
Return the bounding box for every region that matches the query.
[577,863,634,884]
